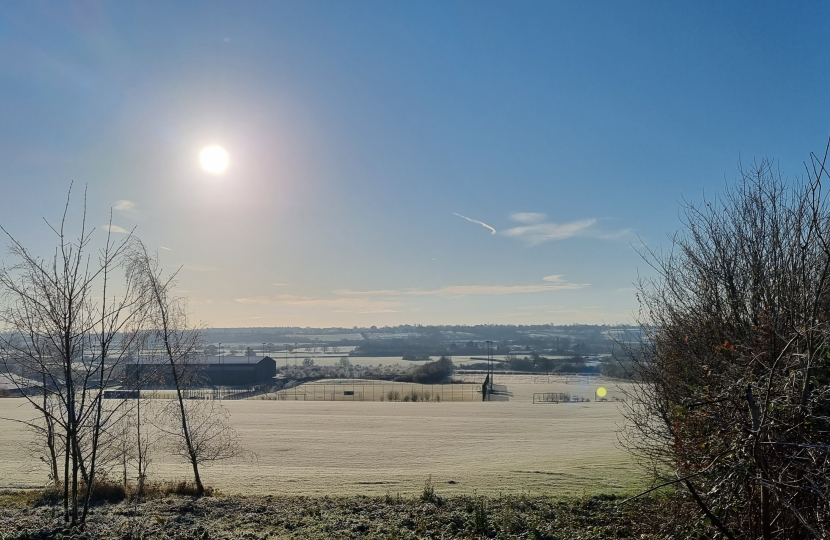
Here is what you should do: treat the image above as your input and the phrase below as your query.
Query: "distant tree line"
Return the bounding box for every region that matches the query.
[459,354,599,374]
[349,337,608,359]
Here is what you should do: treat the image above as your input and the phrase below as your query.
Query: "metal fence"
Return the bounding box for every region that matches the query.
[532,391,626,404]
[132,385,273,400]
[260,383,481,402]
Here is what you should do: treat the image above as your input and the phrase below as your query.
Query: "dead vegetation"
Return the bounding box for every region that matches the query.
[621,152,830,538]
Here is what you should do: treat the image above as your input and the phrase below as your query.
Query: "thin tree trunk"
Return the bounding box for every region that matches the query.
[63,429,70,523]
[169,355,204,496]
[42,372,59,484]
[82,339,110,522]
[71,427,79,524]
[150,270,205,497]
[46,417,59,484]
[136,389,145,497]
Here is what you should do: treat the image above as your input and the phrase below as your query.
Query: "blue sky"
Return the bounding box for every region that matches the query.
[1,1,828,327]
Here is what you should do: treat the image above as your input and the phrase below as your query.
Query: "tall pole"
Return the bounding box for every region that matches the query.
[485,340,493,394]
[489,340,493,391]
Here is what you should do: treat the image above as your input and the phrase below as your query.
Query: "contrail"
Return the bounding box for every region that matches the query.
[453,213,497,235]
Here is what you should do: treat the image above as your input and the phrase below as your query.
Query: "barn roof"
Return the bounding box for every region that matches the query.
[202,355,275,365]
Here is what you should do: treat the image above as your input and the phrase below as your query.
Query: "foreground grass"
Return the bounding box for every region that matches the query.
[0,490,699,540]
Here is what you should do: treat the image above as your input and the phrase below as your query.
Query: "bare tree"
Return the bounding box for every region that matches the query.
[620,147,830,538]
[0,188,148,524]
[130,244,240,496]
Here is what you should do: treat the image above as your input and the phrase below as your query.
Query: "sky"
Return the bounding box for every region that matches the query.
[1,1,829,328]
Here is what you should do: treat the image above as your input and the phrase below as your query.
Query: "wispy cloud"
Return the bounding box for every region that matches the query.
[334,308,404,314]
[453,213,496,235]
[511,212,546,224]
[502,212,632,245]
[501,218,597,245]
[334,276,588,297]
[113,200,135,212]
[104,224,129,234]
[234,296,284,305]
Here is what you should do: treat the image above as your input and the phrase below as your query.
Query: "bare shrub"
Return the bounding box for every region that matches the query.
[621,151,830,538]
[157,399,242,476]
[420,475,442,505]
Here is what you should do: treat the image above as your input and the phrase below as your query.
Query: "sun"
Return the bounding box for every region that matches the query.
[200,146,229,174]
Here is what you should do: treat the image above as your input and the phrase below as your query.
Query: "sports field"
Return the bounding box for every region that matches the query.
[0,376,643,497]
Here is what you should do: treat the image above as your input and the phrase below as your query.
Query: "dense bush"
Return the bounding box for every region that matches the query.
[623,157,830,538]
[411,356,454,384]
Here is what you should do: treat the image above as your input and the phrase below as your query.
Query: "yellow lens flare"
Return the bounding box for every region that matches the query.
[596,387,607,398]
[200,146,229,174]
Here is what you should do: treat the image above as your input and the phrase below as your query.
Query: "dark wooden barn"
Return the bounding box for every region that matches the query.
[125,356,277,387]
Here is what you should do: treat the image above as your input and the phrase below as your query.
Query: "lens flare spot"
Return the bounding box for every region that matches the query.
[596,387,607,398]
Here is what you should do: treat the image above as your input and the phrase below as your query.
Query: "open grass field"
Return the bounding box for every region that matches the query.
[0,376,644,498]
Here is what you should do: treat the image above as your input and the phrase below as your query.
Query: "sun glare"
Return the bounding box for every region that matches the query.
[200,146,229,174]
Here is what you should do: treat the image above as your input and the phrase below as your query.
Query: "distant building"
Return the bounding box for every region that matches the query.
[201,355,277,386]
[125,356,277,387]
[0,373,39,397]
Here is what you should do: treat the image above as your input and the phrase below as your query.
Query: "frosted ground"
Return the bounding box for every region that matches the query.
[0,376,643,497]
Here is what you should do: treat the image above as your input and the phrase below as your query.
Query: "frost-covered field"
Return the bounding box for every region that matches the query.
[0,376,642,497]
